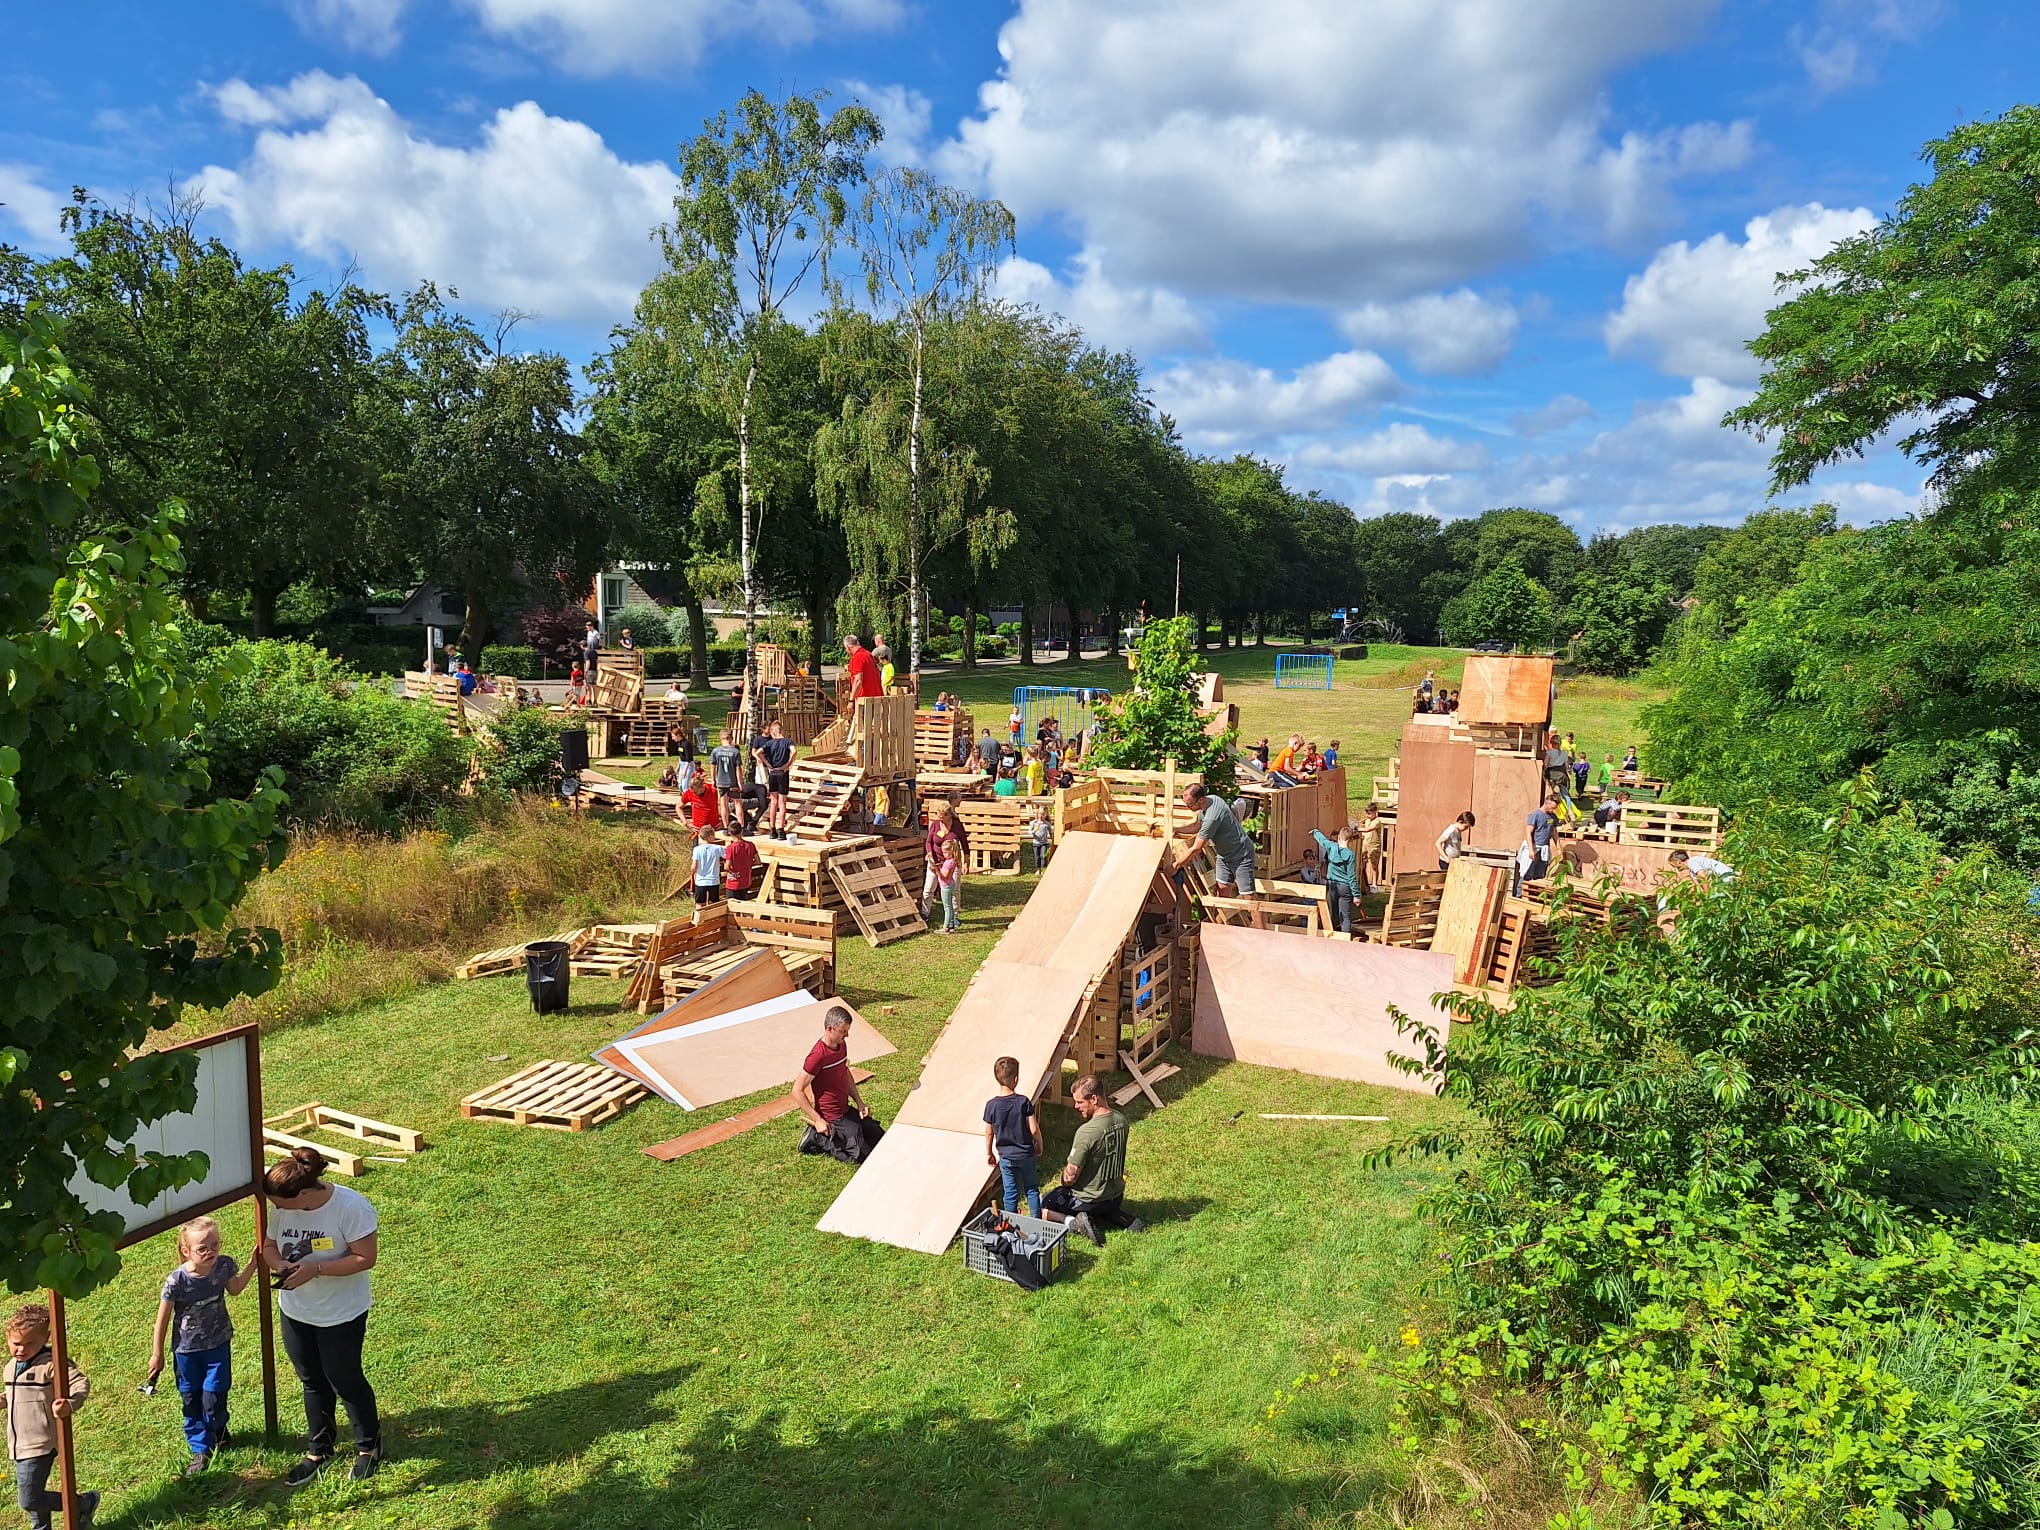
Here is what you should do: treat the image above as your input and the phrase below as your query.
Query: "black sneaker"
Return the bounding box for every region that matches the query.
[348,1450,382,1483]
[285,1455,334,1487]
[1070,1212,1104,1247]
[185,1452,211,1475]
[1124,1216,1148,1233]
[79,1490,100,1525]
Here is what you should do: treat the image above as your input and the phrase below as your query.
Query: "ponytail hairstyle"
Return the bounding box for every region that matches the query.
[263,1144,328,1200]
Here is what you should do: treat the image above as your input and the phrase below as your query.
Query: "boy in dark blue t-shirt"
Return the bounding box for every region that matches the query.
[982,1056,1045,1217]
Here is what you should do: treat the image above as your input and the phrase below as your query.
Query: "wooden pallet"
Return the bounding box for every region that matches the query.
[456,928,591,979]
[265,1103,424,1154]
[953,797,1027,875]
[848,694,918,782]
[1382,870,1447,949]
[785,759,865,840]
[1617,802,1723,850]
[460,1060,648,1131]
[826,845,927,946]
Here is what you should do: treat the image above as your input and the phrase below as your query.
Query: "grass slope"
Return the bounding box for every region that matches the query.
[70,871,1463,1529]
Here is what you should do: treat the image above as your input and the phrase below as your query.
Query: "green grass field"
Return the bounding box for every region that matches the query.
[55,648,1658,1528]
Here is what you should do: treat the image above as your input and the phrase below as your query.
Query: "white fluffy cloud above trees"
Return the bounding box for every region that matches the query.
[461,0,902,74]
[191,73,675,323]
[1604,202,1876,382]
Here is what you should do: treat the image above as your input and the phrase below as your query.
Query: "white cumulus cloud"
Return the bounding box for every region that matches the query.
[995,253,1207,356]
[1295,424,1490,475]
[1510,393,1597,438]
[287,0,407,54]
[1338,290,1518,376]
[0,164,67,252]
[1150,349,1403,450]
[189,72,677,325]
[461,0,904,75]
[939,0,1745,310]
[1605,202,1876,383]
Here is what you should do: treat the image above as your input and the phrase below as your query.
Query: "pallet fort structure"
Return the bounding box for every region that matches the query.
[1273,652,1335,690]
[819,824,1193,1255]
[727,643,834,749]
[1236,765,1350,879]
[1386,654,1555,878]
[572,648,701,759]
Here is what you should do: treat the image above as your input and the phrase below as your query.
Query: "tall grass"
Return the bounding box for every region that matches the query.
[198,800,689,1034]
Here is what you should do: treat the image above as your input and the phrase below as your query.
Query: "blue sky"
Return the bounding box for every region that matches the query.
[3,0,2032,535]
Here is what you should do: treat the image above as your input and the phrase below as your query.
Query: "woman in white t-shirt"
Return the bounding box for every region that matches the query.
[261,1146,382,1486]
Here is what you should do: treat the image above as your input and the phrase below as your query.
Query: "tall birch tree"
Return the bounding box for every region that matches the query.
[662,90,879,706]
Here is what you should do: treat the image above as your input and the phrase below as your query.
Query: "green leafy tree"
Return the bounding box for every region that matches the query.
[1465,507,1582,601]
[1728,105,2040,518]
[1686,502,1835,635]
[1581,521,1728,597]
[825,167,1014,676]
[1565,569,1674,675]
[1350,512,1450,638]
[1439,554,1554,650]
[660,88,881,703]
[1,317,286,1297]
[1087,616,1235,793]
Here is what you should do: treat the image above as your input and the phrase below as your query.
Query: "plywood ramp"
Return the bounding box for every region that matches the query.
[817,831,1163,1255]
[1192,924,1452,1092]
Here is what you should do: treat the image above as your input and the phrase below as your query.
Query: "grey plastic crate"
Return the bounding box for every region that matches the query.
[960,1207,1069,1286]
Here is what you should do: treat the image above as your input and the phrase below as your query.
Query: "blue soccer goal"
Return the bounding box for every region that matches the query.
[1011,686,1109,746]
[1274,653,1334,691]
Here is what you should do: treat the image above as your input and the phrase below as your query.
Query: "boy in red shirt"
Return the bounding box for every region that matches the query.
[721,827,760,899]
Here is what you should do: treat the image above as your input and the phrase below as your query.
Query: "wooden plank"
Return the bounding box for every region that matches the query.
[306,1105,424,1153]
[1430,859,1509,986]
[641,1069,875,1161]
[1111,1063,1181,1108]
[263,1128,364,1176]
[826,846,926,947]
[1258,1113,1389,1122]
[1118,1049,1168,1109]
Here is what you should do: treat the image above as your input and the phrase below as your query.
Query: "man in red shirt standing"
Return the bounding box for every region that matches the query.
[843,634,883,701]
[793,1006,884,1164]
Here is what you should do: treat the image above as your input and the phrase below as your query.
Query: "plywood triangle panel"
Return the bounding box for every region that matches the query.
[814,1123,994,1255]
[1192,923,1452,1092]
[610,996,895,1111]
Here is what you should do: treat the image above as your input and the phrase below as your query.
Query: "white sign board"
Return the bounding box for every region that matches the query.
[68,1030,257,1242]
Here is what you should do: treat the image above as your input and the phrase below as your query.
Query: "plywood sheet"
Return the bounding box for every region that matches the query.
[1192,924,1452,1092]
[1390,725,1475,877]
[814,1122,994,1255]
[1430,859,1508,986]
[1554,838,1679,894]
[593,950,798,1091]
[895,963,1092,1132]
[997,831,1166,977]
[642,1068,873,1161]
[1458,655,1555,727]
[611,997,895,1111]
[1469,750,1544,854]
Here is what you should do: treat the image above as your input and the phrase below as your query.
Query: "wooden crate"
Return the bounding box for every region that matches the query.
[849,694,917,782]
[1618,803,1723,850]
[460,1061,647,1131]
[953,797,1027,875]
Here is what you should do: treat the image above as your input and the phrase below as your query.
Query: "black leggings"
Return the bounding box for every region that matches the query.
[281,1312,380,1456]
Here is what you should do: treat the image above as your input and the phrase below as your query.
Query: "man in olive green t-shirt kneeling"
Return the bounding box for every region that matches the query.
[1041,1074,1145,1247]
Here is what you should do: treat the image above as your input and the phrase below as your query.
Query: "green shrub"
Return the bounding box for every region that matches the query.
[925,632,958,660]
[979,634,1009,658]
[479,644,536,677]
[609,602,671,648]
[640,646,685,679]
[708,640,746,676]
[481,705,567,793]
[996,621,1019,641]
[202,639,474,831]
[323,642,415,676]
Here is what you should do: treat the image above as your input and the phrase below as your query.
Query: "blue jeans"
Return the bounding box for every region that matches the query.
[1031,839,1050,870]
[938,881,960,931]
[998,1155,1042,1217]
[175,1342,233,1455]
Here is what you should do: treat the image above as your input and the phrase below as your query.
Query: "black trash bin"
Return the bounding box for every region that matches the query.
[523,941,572,1014]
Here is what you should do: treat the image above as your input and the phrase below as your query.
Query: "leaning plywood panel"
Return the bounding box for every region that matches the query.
[894,963,1092,1133]
[1429,859,1509,987]
[1555,839,1679,894]
[1457,655,1555,728]
[997,831,1166,977]
[1192,924,1452,1093]
[1390,726,1476,877]
[1469,751,1543,854]
[815,1123,994,1255]
[592,950,799,1090]
[613,998,895,1111]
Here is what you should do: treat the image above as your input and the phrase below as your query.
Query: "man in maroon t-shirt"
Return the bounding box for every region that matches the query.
[794,1006,885,1164]
[842,635,883,701]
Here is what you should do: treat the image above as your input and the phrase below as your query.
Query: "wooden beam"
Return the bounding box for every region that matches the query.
[641,1068,874,1161]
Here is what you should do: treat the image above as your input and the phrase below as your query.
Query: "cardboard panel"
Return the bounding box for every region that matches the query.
[613,997,895,1111]
[1192,924,1451,1092]
[1390,723,1475,876]
[1469,751,1544,854]
[814,1123,994,1255]
[1458,655,1555,727]
[895,964,1092,1132]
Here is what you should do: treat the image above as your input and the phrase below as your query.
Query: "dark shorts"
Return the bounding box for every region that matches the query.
[767,770,791,795]
[1044,1185,1129,1226]
[693,882,722,903]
